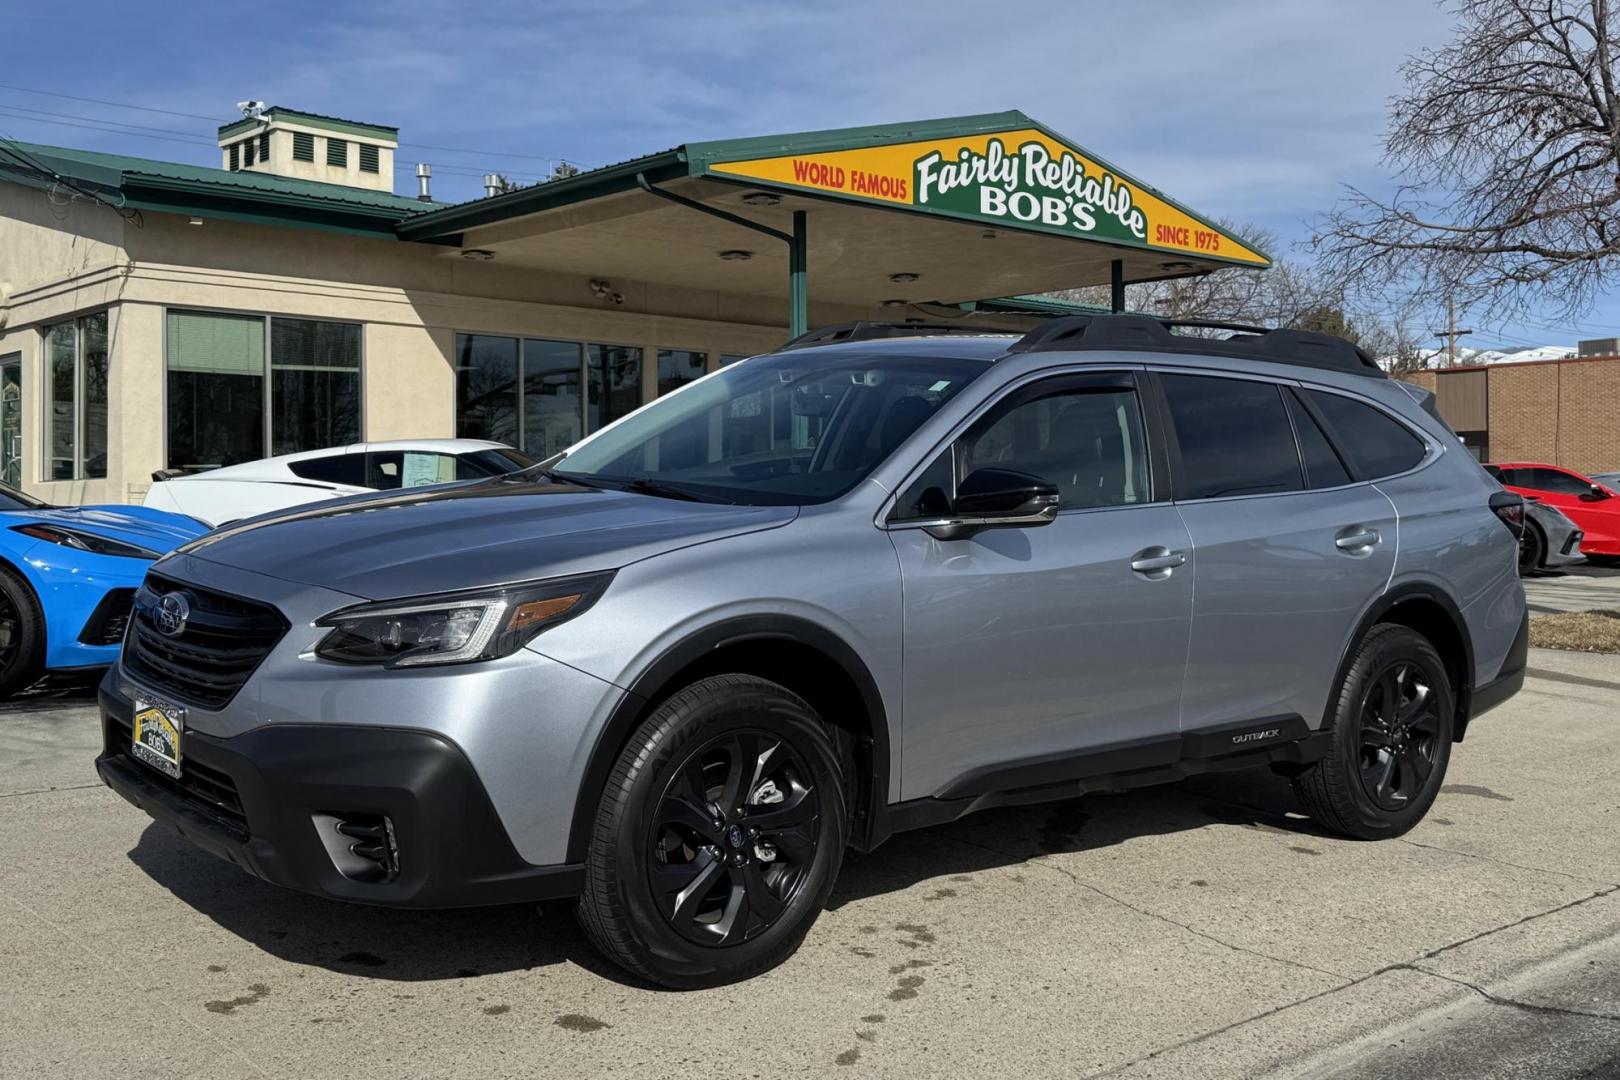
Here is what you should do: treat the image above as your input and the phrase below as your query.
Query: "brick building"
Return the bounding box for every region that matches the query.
[1401,355,1620,473]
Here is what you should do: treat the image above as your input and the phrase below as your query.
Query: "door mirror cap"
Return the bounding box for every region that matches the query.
[923,468,1060,540]
[1586,483,1611,500]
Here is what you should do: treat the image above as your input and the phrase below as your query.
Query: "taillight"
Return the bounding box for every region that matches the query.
[1490,491,1526,539]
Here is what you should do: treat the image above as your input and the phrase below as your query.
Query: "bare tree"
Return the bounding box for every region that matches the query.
[1314,0,1620,322]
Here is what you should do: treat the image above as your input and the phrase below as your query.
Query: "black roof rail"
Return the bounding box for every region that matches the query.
[1008,314,1386,378]
[776,320,1016,351]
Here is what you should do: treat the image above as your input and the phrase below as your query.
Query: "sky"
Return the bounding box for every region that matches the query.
[4,0,1618,350]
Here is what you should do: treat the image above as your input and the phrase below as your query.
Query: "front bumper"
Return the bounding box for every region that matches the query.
[96,687,583,908]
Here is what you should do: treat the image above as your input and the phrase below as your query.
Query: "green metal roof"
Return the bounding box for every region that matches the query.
[218,107,398,141]
[0,141,438,237]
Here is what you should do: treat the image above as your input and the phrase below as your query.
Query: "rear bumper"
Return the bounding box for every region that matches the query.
[1465,608,1529,730]
[95,687,583,908]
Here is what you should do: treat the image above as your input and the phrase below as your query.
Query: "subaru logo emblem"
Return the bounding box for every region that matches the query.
[727,824,744,849]
[154,592,190,637]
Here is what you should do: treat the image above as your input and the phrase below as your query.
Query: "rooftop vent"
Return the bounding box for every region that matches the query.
[218,105,399,194]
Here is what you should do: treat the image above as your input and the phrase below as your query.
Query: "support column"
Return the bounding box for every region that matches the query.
[789,210,808,338]
[1110,259,1125,313]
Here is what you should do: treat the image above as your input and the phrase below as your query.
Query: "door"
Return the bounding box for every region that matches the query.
[888,370,1193,800]
[0,357,19,487]
[1155,373,1398,731]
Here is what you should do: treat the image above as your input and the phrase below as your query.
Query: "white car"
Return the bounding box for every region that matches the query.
[143,439,536,526]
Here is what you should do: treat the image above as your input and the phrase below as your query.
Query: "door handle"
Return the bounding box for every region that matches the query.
[1334,527,1381,551]
[1130,547,1187,574]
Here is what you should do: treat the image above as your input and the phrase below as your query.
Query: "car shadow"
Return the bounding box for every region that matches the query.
[125,765,1324,988]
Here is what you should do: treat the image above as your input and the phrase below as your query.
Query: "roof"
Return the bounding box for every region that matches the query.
[0,140,439,237]
[396,110,1270,271]
[218,107,398,141]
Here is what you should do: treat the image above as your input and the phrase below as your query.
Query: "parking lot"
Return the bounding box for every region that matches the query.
[4,571,1618,1079]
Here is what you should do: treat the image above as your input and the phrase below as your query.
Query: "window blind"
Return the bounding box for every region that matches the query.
[166,310,265,375]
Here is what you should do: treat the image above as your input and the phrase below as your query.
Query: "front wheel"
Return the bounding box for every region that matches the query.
[0,568,45,700]
[576,675,848,988]
[1517,522,1546,575]
[1293,624,1453,839]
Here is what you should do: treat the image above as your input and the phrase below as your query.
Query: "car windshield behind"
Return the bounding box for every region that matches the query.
[458,447,537,477]
[552,351,990,505]
[0,483,48,512]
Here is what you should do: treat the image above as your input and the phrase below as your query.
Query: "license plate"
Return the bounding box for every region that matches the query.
[131,698,185,779]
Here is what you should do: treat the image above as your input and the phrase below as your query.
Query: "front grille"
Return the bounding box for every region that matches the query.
[1564,532,1584,556]
[108,714,248,837]
[78,588,135,646]
[123,573,288,710]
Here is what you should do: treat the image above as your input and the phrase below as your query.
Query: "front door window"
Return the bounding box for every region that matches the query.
[0,358,20,487]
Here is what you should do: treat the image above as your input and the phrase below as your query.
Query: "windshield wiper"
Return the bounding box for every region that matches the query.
[618,478,733,504]
[535,468,613,491]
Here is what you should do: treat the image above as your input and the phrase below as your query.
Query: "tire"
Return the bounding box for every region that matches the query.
[1517,522,1546,575]
[0,567,44,700]
[576,674,848,988]
[1293,624,1453,839]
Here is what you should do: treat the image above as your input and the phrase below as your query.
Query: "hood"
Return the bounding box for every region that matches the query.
[13,504,208,553]
[175,478,797,600]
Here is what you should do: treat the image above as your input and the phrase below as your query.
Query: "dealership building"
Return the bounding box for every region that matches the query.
[0,108,1267,504]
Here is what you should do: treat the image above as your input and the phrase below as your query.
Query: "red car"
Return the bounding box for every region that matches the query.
[1488,462,1620,557]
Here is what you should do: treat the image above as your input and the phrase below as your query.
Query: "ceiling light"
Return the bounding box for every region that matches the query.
[462,249,496,261]
[1161,260,1195,271]
[187,216,203,226]
[888,272,920,284]
[741,191,781,206]
[881,299,908,308]
[719,249,753,261]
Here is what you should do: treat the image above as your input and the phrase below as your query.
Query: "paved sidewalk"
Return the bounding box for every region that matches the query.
[1522,563,1620,613]
[1,650,1616,1078]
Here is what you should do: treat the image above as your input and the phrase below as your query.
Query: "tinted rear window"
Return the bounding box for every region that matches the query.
[1161,374,1302,499]
[1303,390,1425,480]
[288,453,365,486]
[1285,389,1351,489]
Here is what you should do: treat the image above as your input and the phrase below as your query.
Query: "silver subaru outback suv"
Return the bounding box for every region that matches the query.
[98,315,1528,987]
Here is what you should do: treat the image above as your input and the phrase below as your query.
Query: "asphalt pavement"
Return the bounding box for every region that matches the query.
[2,610,1617,1077]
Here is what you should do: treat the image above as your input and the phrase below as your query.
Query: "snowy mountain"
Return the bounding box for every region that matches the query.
[1406,344,1575,368]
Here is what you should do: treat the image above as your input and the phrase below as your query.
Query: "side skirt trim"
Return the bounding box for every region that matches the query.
[858,714,1321,850]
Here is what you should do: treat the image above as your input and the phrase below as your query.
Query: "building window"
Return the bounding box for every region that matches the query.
[292,131,315,162]
[327,138,347,167]
[588,344,643,432]
[165,310,361,471]
[454,335,646,454]
[41,312,109,481]
[269,319,362,455]
[242,138,256,167]
[358,143,379,173]
[258,132,271,160]
[228,143,240,170]
[657,349,706,396]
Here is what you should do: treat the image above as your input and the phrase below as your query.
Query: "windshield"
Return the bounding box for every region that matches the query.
[552,351,991,505]
[0,483,48,512]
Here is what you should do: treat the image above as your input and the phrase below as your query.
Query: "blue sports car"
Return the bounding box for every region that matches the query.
[0,483,207,698]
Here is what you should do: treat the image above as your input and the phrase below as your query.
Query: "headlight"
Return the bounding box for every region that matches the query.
[314,571,613,668]
[10,523,160,559]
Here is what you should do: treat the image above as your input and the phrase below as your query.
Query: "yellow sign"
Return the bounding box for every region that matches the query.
[708,127,1268,267]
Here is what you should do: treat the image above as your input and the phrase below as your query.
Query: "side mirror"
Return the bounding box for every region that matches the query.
[1587,483,1611,500]
[923,468,1059,540]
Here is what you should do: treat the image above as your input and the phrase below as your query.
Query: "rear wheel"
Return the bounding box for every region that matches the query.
[576,674,847,988]
[0,568,44,700]
[1517,522,1546,574]
[1293,624,1453,839]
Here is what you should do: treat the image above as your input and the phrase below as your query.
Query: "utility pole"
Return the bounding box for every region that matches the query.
[1431,296,1473,366]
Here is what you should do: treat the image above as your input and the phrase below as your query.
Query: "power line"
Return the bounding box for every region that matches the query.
[0,81,578,166]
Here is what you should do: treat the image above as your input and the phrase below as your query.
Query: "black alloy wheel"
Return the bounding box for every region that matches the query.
[1291,623,1453,839]
[577,674,848,988]
[1356,660,1441,811]
[0,568,44,700]
[648,728,821,946]
[1517,523,1545,574]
